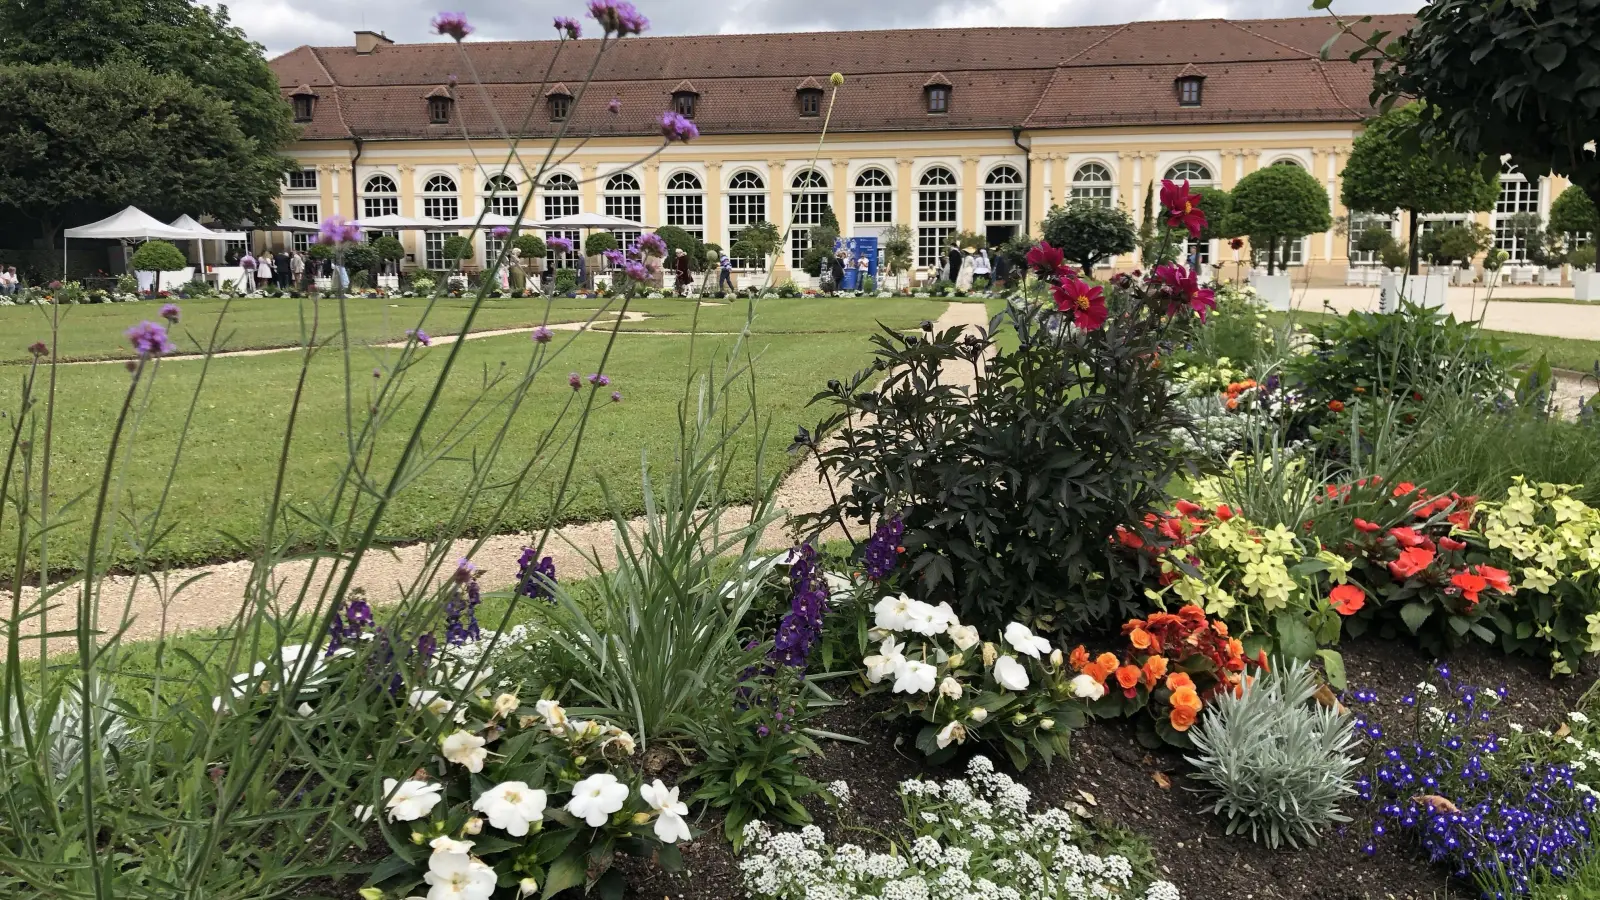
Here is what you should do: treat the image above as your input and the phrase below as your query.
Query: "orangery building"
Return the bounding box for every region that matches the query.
[264,14,1570,283]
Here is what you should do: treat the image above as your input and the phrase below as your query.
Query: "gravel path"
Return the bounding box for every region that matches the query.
[6,303,991,656]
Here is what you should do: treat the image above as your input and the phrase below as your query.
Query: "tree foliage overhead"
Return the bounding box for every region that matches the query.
[1040,201,1138,273]
[1230,164,1333,274]
[0,62,280,234]
[1332,0,1600,211]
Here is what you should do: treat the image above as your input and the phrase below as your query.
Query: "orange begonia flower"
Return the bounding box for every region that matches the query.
[1115,665,1142,691]
[1227,637,1244,659]
[1166,672,1195,692]
[1171,685,1203,714]
[1170,706,1198,732]
[1069,646,1090,672]
[1143,655,1169,688]
[1129,628,1153,651]
[1095,652,1120,676]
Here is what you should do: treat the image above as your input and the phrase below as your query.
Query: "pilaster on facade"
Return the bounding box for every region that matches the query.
[829,158,849,232]
[960,156,981,233]
[704,161,723,245]
[895,158,914,244]
[641,161,660,237]
[766,159,787,276]
[1027,153,1045,237]
[579,162,599,226]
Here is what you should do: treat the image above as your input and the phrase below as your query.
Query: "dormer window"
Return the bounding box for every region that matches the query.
[923,73,952,115]
[798,89,821,117]
[1177,76,1203,106]
[289,84,317,122]
[428,94,453,124]
[549,94,570,121]
[671,80,699,119]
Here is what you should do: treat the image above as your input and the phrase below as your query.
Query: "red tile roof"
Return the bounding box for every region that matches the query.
[272,15,1412,142]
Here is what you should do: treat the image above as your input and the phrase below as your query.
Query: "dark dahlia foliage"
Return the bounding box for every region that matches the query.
[799,270,1199,637]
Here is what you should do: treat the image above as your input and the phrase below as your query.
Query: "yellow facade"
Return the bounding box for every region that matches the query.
[269,123,1563,284]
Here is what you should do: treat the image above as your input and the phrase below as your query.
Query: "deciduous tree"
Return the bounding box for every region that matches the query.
[1230,164,1333,275]
[1040,201,1138,274]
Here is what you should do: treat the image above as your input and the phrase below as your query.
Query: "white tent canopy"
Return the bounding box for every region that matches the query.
[435,213,526,230]
[64,206,194,241]
[169,214,247,242]
[535,212,643,229]
[272,219,321,231]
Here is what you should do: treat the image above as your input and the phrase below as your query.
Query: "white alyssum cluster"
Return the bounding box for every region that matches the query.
[738,756,1180,900]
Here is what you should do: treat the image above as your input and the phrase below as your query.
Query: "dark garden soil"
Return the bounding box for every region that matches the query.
[624,634,1591,900]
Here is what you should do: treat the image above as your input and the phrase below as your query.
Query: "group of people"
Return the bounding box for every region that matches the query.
[940,244,1012,294]
[0,266,19,295]
[226,248,312,292]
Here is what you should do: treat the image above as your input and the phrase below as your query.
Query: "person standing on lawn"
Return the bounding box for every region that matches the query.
[673,248,692,296]
[717,254,734,294]
[289,250,306,292]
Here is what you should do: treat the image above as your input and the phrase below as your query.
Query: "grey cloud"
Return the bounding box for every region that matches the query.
[217,0,1421,59]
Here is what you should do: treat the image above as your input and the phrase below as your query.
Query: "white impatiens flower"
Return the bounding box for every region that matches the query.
[1002,622,1051,659]
[936,720,967,749]
[992,656,1030,692]
[492,693,520,718]
[441,730,489,773]
[939,677,963,700]
[536,698,569,733]
[862,636,906,684]
[947,623,980,650]
[566,773,630,827]
[640,779,692,843]
[382,777,443,822]
[893,660,937,695]
[1069,673,1106,700]
[429,835,475,857]
[472,781,548,837]
[874,594,915,632]
[409,689,452,715]
[903,601,948,636]
[423,845,496,900]
[970,707,989,723]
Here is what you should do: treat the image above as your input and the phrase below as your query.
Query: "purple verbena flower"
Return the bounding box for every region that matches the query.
[610,390,622,403]
[553,15,582,39]
[862,515,904,581]
[431,11,473,40]
[547,236,574,252]
[636,232,667,258]
[407,329,431,347]
[159,303,181,324]
[568,371,582,390]
[586,0,648,36]
[125,321,176,357]
[516,548,557,601]
[659,111,698,143]
[587,373,610,386]
[607,98,621,114]
[491,225,511,238]
[531,326,553,343]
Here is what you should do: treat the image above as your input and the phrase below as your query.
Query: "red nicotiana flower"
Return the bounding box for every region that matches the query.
[1160,179,1207,238]
[1052,276,1107,330]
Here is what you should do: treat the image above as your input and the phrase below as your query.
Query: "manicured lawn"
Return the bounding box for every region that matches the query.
[0,294,950,364]
[1266,310,1600,374]
[0,297,941,574]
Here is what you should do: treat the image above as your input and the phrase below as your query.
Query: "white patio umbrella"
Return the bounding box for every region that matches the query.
[534,212,644,229]
[168,214,248,269]
[355,214,434,230]
[62,206,197,276]
[435,213,525,230]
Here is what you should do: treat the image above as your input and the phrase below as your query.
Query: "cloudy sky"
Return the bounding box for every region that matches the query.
[216,0,1421,58]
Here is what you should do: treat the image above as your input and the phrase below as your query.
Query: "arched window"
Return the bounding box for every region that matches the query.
[1070,163,1113,207]
[363,174,399,220]
[664,171,704,240]
[726,170,767,268]
[1164,161,1213,185]
[482,174,520,217]
[1271,158,1303,168]
[421,175,460,269]
[789,169,830,269]
[853,168,892,225]
[983,165,1023,230]
[917,167,957,268]
[541,172,581,269]
[603,172,642,250]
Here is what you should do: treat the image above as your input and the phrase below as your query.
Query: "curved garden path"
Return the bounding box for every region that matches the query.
[7,302,991,655]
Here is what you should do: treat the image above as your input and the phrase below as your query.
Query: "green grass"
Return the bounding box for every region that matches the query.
[0,295,950,364]
[0,296,945,574]
[1265,310,1600,374]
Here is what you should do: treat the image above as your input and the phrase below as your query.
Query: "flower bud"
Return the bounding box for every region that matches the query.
[981,642,997,667]
[409,832,425,844]
[829,72,845,86]
[359,889,384,900]
[573,755,587,767]
[1049,649,1064,668]
[1040,718,1056,731]
[1012,712,1027,726]
[632,812,652,825]
[519,878,539,897]
[970,707,989,723]
[947,652,964,669]
[463,817,483,835]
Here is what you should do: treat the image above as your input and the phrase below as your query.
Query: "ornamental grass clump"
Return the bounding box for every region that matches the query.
[1186,659,1360,849]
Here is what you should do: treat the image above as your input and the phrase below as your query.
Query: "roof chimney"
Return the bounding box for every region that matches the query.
[355,30,393,54]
